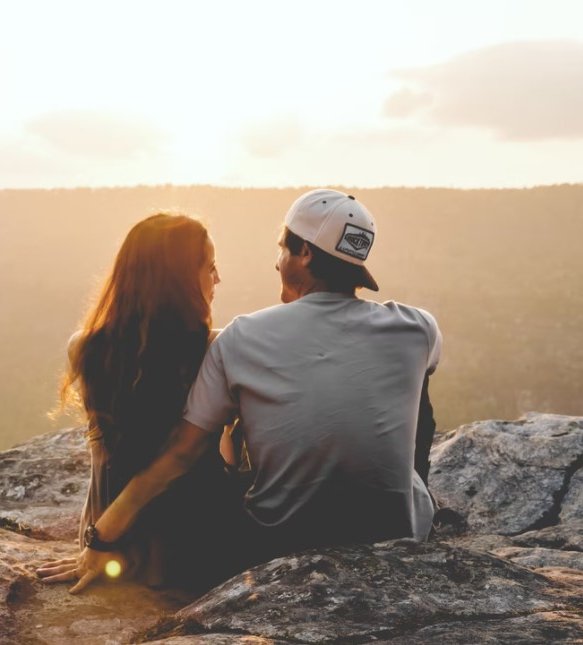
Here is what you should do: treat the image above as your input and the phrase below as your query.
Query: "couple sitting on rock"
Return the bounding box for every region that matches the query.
[37,189,442,594]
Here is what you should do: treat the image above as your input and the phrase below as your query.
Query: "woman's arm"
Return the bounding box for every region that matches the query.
[37,419,210,593]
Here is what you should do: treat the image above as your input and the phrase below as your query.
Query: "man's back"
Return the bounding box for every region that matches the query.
[184,291,440,541]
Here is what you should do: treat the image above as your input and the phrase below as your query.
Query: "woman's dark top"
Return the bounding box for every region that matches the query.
[77,326,230,588]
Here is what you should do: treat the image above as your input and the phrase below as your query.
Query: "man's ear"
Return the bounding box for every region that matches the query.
[299,241,313,267]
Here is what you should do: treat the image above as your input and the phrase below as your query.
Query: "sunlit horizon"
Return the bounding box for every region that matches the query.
[2,179,583,192]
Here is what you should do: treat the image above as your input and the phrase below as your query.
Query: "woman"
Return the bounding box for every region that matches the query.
[38,212,234,590]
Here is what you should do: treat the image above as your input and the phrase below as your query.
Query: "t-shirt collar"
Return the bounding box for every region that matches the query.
[297,291,357,304]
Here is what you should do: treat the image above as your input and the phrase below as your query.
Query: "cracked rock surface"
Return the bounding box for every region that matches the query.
[137,540,582,644]
[511,520,583,552]
[561,468,583,523]
[0,427,88,541]
[385,611,583,645]
[1,413,582,644]
[429,413,583,535]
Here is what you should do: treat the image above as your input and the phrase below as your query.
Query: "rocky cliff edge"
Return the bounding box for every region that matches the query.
[1,413,582,644]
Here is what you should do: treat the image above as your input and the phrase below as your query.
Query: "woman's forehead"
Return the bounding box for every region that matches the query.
[205,236,216,260]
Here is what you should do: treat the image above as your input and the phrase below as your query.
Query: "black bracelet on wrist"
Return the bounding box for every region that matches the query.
[83,524,123,552]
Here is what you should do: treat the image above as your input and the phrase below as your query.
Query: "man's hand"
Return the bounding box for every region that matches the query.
[36,547,124,594]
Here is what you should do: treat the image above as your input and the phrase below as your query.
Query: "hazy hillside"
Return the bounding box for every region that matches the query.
[1,184,582,450]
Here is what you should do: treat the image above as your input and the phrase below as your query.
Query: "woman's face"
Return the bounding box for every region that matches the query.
[199,237,220,304]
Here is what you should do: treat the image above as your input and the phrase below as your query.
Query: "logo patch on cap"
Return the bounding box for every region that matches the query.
[336,224,374,260]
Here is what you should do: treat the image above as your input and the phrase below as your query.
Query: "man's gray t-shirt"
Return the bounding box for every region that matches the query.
[183,292,441,540]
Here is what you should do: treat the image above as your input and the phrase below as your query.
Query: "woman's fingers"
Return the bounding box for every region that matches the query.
[36,549,121,592]
[36,559,79,578]
[39,569,79,583]
[36,557,77,571]
[37,563,79,578]
[41,557,77,566]
[69,569,100,595]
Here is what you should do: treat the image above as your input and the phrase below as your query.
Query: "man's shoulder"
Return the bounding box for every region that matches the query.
[381,301,442,372]
[377,302,441,352]
[382,300,439,330]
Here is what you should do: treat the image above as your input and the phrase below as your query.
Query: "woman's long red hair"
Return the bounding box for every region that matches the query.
[60,213,211,457]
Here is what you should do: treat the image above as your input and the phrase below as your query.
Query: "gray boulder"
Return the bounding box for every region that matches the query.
[385,612,583,645]
[0,413,582,644]
[491,545,583,571]
[512,520,583,552]
[429,413,583,535]
[0,427,88,540]
[137,540,582,644]
[562,467,583,523]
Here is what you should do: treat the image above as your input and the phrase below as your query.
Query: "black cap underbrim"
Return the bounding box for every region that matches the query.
[359,265,379,292]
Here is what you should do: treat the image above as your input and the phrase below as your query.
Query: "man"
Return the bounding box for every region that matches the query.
[183,188,440,548]
[41,188,441,592]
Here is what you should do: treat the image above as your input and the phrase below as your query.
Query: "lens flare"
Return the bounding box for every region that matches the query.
[105,559,122,578]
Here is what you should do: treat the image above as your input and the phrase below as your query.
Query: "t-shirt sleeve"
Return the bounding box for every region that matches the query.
[417,308,442,374]
[182,332,238,433]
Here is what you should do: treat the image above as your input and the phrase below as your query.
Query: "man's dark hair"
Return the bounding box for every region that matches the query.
[283,227,366,294]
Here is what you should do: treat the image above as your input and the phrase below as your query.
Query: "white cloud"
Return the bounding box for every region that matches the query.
[239,118,304,158]
[25,110,167,159]
[385,89,434,119]
[384,41,583,141]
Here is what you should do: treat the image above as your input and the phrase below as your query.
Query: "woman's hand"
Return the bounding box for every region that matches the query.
[35,420,209,595]
[36,547,124,594]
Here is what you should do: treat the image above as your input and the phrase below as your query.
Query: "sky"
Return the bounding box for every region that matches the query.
[1,0,582,189]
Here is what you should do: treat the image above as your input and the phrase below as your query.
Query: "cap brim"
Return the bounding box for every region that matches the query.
[359,266,379,292]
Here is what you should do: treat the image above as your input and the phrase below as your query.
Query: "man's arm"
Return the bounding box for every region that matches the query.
[413,307,441,486]
[414,372,436,486]
[95,420,210,541]
[37,419,210,593]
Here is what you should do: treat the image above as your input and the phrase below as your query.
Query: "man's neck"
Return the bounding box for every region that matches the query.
[297,281,355,298]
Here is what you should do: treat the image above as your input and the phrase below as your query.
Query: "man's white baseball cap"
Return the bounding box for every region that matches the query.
[284,188,379,291]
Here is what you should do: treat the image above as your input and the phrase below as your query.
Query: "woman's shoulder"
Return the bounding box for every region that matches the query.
[67,328,108,367]
[67,330,84,363]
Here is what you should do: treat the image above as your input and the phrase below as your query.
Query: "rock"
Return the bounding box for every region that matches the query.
[511,520,583,552]
[562,467,583,522]
[452,525,583,573]
[491,545,583,571]
[144,638,283,644]
[0,529,194,645]
[385,611,583,644]
[449,533,513,553]
[137,540,582,644]
[537,568,583,589]
[429,413,583,535]
[0,427,88,540]
[1,415,583,644]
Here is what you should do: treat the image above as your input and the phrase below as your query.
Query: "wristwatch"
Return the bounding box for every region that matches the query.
[83,524,121,552]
